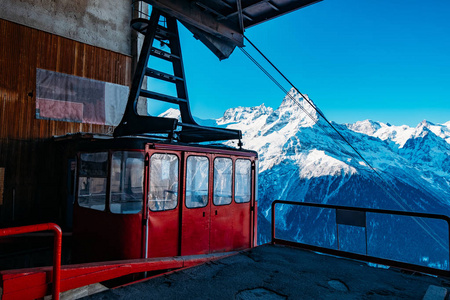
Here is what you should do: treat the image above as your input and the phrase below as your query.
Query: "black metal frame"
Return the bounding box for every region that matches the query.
[271,200,450,277]
[114,8,242,144]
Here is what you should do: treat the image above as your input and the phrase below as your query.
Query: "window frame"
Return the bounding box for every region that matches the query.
[234,158,252,204]
[185,155,210,209]
[148,152,180,212]
[109,150,145,214]
[77,151,109,212]
[213,156,233,207]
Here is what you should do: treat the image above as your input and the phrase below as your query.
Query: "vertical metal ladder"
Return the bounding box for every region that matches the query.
[114,8,242,143]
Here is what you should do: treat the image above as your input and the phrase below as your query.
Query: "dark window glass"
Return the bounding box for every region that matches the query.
[110,151,144,214]
[149,153,179,211]
[78,152,108,211]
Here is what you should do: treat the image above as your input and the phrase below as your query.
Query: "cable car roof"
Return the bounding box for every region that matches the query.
[144,0,322,59]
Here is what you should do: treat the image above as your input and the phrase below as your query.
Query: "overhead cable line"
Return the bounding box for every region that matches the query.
[239,36,448,251]
[239,47,320,126]
[244,36,379,177]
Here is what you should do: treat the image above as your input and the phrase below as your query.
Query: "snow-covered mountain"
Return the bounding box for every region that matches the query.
[216,89,450,204]
[161,89,450,268]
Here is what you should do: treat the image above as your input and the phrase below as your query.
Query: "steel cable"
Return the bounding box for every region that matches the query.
[239,37,448,252]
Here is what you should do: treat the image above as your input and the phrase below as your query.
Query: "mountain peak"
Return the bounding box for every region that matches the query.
[412,120,450,145]
[158,108,181,120]
[275,88,319,126]
[347,119,382,135]
[279,88,313,108]
[419,120,435,128]
[218,103,273,124]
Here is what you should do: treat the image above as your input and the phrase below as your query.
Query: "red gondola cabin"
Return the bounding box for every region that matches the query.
[72,137,258,262]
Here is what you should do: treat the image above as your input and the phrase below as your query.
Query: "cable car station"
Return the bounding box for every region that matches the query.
[1,0,450,299]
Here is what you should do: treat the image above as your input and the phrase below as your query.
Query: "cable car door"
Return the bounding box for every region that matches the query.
[232,158,253,250]
[210,155,235,252]
[145,148,181,258]
[181,153,211,255]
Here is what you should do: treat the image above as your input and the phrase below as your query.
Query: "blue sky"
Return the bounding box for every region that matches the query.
[148,0,450,126]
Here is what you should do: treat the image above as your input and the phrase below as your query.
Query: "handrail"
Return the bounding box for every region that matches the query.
[0,223,62,300]
[271,200,450,277]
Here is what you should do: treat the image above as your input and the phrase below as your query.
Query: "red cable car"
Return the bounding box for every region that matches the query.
[72,138,258,262]
[72,8,262,263]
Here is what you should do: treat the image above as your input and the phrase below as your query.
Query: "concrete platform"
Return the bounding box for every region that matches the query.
[84,244,450,299]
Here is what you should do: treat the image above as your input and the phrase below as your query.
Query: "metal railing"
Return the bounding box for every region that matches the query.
[271,200,450,277]
[0,223,62,300]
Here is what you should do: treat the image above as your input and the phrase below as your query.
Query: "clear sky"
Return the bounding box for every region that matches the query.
[148,0,450,127]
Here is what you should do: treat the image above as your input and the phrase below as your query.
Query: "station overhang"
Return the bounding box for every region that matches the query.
[144,0,321,59]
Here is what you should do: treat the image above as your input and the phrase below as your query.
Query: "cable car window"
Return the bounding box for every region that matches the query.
[186,156,209,208]
[149,153,179,211]
[235,159,251,203]
[110,151,144,214]
[213,157,232,206]
[255,160,259,202]
[78,152,108,211]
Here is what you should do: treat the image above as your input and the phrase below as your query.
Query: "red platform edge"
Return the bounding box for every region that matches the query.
[0,252,235,300]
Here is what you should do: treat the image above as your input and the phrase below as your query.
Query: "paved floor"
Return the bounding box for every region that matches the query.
[84,244,450,299]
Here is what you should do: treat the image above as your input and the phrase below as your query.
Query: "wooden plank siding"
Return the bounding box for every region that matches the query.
[0,19,132,140]
[0,19,132,227]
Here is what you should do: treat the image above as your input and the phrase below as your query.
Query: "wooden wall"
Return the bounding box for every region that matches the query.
[0,19,132,227]
[0,19,132,140]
